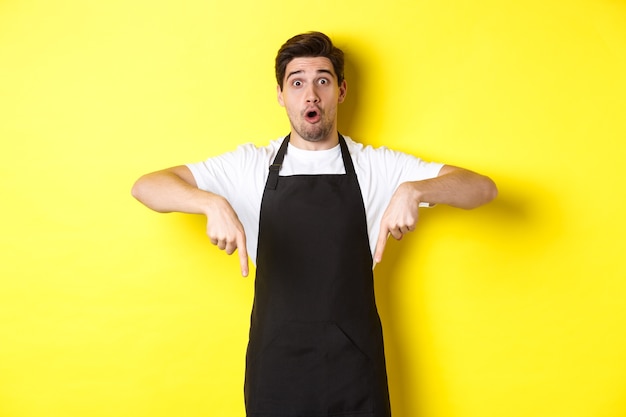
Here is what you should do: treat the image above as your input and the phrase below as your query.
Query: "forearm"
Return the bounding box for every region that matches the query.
[131,165,221,214]
[132,165,249,276]
[409,165,498,209]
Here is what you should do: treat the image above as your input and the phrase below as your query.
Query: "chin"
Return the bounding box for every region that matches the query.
[300,126,332,143]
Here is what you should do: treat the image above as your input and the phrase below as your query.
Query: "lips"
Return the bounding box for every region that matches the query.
[304,108,321,124]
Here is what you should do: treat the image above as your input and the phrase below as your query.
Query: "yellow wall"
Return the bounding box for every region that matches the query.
[1,0,625,416]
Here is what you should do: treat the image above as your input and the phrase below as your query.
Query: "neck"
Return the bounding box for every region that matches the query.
[289,130,339,151]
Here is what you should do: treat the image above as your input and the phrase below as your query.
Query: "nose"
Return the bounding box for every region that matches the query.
[305,84,320,103]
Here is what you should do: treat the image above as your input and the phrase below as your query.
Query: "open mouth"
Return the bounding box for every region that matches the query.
[304,109,321,123]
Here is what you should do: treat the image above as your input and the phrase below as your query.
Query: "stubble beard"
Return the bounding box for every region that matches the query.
[291,111,336,143]
[296,122,333,143]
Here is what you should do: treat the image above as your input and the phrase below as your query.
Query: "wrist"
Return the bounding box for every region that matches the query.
[405,181,434,208]
[200,191,224,216]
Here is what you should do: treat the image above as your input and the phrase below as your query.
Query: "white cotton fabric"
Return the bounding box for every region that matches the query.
[186,136,444,264]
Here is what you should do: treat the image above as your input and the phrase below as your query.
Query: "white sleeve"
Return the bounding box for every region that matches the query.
[187,144,262,195]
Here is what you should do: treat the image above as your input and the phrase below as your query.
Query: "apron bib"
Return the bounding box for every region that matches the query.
[244,134,391,417]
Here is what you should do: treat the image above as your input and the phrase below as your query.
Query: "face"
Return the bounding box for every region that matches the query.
[277,57,347,149]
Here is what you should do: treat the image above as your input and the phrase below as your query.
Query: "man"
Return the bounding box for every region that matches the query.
[132,32,497,417]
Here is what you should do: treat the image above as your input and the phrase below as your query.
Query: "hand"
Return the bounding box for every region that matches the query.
[373,182,420,266]
[205,196,249,277]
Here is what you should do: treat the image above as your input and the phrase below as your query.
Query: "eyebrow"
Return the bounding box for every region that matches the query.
[286,68,334,81]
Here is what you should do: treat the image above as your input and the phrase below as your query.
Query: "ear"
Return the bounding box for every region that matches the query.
[338,79,347,104]
[277,85,285,107]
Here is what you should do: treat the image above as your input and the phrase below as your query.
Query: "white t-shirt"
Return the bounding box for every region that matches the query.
[186,136,444,264]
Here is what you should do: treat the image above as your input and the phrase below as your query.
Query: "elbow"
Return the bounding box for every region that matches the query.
[459,175,497,210]
[130,176,167,213]
[484,176,498,202]
[130,176,148,203]
[476,176,498,208]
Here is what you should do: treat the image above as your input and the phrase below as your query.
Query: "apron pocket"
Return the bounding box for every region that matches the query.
[252,322,373,416]
[325,323,374,415]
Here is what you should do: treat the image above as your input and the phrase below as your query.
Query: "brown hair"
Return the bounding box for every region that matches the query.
[275,31,345,89]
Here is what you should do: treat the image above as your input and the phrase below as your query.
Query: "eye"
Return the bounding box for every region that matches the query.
[292,80,302,87]
[318,78,329,85]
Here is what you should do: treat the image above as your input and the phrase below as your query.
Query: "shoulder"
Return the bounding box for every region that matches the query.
[343,135,444,180]
[343,136,413,164]
[186,136,285,188]
[192,137,284,167]
[225,137,284,161]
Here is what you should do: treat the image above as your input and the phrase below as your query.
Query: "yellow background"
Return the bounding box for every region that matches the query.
[1,0,625,416]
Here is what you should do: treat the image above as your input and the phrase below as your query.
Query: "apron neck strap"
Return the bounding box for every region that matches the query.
[265,133,353,190]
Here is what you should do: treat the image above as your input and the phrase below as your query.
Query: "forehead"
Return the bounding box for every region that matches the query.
[284,57,336,80]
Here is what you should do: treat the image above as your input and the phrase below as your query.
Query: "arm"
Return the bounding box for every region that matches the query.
[373,165,497,265]
[131,166,249,277]
[404,164,498,210]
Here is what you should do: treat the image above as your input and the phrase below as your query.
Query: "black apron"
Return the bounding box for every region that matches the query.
[244,134,391,417]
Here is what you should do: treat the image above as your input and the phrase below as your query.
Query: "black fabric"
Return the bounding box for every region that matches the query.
[245,134,391,417]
